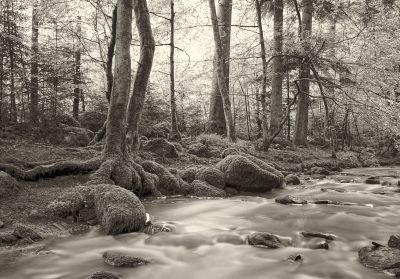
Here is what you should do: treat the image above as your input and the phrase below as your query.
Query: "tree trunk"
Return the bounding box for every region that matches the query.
[7,3,17,122]
[269,0,284,135]
[169,0,181,141]
[126,0,155,150]
[104,0,133,159]
[30,4,39,124]
[293,0,313,146]
[208,0,232,135]
[106,5,117,103]
[73,16,82,120]
[255,0,269,148]
[208,0,236,142]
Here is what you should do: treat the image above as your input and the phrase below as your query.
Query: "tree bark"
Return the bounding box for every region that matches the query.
[73,16,82,120]
[208,0,236,142]
[169,0,181,141]
[293,0,313,146]
[269,0,284,135]
[126,0,155,150]
[106,5,117,103]
[208,0,232,135]
[255,0,269,148]
[30,4,39,124]
[104,0,133,159]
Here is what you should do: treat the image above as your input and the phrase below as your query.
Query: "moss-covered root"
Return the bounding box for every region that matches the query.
[94,184,146,235]
[0,157,103,181]
[140,160,182,195]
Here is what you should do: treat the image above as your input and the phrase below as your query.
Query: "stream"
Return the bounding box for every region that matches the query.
[1,167,400,279]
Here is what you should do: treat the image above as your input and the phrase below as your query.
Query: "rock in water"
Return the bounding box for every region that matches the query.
[247,232,288,249]
[186,180,226,198]
[86,271,121,279]
[276,195,308,205]
[94,184,146,235]
[388,235,400,249]
[301,231,337,241]
[13,224,42,241]
[365,177,380,184]
[285,174,301,185]
[359,245,400,272]
[141,138,179,158]
[217,155,283,192]
[103,251,150,267]
[0,171,20,198]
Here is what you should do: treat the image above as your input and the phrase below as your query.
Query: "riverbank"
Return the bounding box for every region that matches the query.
[0,135,398,263]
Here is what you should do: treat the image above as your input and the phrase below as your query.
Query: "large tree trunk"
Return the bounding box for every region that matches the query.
[255,0,269,148]
[169,0,181,141]
[208,0,232,135]
[73,16,82,120]
[208,0,236,142]
[104,0,132,159]
[126,0,155,150]
[30,4,39,124]
[293,0,313,146]
[269,0,284,135]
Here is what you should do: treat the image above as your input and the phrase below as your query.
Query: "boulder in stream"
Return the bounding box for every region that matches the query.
[388,235,400,249]
[186,180,226,198]
[359,245,400,275]
[301,231,337,241]
[276,195,308,205]
[103,251,150,268]
[217,155,283,192]
[365,177,380,184]
[94,184,146,235]
[86,271,121,279]
[195,167,225,189]
[285,174,301,185]
[247,232,291,249]
[13,224,42,241]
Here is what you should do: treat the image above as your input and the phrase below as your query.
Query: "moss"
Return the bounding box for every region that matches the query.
[46,186,90,218]
[103,251,150,267]
[195,167,225,189]
[94,184,146,235]
[181,167,198,183]
[188,143,210,158]
[186,180,226,198]
[217,155,283,192]
[0,171,20,198]
[141,160,181,195]
[141,138,179,158]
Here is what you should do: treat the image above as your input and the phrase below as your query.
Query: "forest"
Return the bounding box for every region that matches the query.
[0,0,400,278]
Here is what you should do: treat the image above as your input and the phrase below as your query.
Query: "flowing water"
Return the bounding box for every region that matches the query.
[2,167,400,279]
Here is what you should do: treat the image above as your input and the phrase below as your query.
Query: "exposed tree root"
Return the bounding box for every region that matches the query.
[0,157,103,181]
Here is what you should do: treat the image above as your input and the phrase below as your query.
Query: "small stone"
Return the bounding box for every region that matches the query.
[0,221,4,228]
[69,224,90,235]
[285,174,301,185]
[225,187,239,196]
[388,235,400,249]
[314,200,332,205]
[276,195,308,205]
[381,181,392,186]
[13,225,42,241]
[320,187,346,193]
[308,241,329,250]
[287,254,304,263]
[103,251,150,268]
[365,177,380,184]
[86,271,121,279]
[0,232,18,244]
[311,167,330,175]
[17,237,34,246]
[301,231,337,241]
[247,232,290,249]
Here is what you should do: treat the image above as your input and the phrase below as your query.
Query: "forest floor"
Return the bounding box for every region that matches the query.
[0,135,398,264]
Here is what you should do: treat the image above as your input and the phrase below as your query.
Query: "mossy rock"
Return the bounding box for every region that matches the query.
[94,184,146,235]
[181,167,198,183]
[217,155,284,192]
[186,180,226,198]
[195,167,225,189]
[141,161,181,195]
[141,138,179,158]
[188,143,210,158]
[0,171,20,198]
[79,111,107,132]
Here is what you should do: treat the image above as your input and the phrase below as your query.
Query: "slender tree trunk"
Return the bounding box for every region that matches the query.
[169,0,181,141]
[104,0,133,159]
[270,0,284,135]
[73,16,81,120]
[208,0,236,142]
[30,4,39,124]
[293,0,313,146]
[0,1,4,124]
[255,0,269,148]
[208,0,232,135]
[286,68,291,140]
[106,5,117,103]
[7,3,16,122]
[126,0,155,150]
